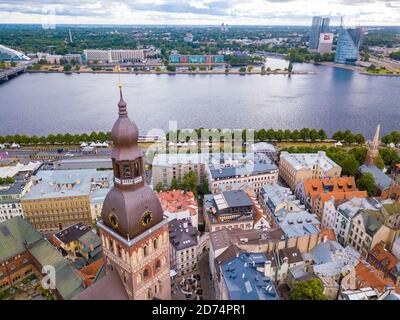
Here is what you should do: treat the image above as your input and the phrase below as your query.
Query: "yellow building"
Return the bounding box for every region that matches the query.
[21,170,101,233]
[279,151,342,190]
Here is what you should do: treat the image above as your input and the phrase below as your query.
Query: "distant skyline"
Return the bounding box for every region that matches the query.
[1,0,400,26]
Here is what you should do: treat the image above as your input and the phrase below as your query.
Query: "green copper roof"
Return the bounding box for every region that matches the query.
[361,211,382,237]
[0,217,84,300]
[29,239,84,300]
[0,217,43,262]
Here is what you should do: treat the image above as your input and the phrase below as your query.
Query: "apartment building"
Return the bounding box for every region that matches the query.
[295,176,367,219]
[21,169,112,233]
[169,219,198,276]
[279,151,342,190]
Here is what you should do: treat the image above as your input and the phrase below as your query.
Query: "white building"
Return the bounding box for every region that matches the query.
[207,158,279,194]
[83,49,145,63]
[168,219,198,276]
[318,33,334,54]
[0,180,27,222]
[279,151,342,190]
[0,162,41,179]
[333,197,380,247]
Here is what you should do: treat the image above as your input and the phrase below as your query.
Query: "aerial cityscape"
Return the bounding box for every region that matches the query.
[0,0,400,307]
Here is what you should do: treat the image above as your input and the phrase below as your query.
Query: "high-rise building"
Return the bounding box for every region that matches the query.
[318,33,334,54]
[309,16,323,50]
[75,86,171,300]
[321,18,331,33]
[310,17,331,51]
[334,26,364,65]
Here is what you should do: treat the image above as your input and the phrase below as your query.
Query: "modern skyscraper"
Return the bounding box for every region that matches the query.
[334,26,364,65]
[321,18,331,33]
[309,16,331,51]
[75,86,171,300]
[309,16,323,50]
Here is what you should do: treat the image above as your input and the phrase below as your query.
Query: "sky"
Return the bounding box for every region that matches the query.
[1,0,400,26]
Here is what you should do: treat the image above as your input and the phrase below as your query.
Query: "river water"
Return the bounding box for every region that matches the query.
[0,58,399,138]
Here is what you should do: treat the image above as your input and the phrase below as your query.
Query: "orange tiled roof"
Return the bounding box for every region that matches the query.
[76,259,104,288]
[319,228,336,241]
[355,261,395,293]
[303,177,367,209]
[369,242,399,271]
[157,190,198,216]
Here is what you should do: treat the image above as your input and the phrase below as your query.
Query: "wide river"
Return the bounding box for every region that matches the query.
[0,58,399,138]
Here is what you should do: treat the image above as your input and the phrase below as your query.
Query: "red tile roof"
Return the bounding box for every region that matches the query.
[157,190,198,216]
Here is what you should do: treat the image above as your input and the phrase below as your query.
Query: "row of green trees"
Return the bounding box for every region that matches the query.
[0,177,15,185]
[287,48,334,63]
[0,132,111,145]
[1,129,397,147]
[381,131,400,145]
[0,61,17,70]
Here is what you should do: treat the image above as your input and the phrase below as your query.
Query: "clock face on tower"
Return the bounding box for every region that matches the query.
[141,211,153,227]
[109,212,119,229]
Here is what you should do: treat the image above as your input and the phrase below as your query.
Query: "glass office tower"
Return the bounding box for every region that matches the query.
[335,27,364,65]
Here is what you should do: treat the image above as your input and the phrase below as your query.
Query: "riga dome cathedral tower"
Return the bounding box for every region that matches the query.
[96,85,171,300]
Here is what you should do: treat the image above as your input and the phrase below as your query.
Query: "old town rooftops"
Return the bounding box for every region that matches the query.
[23,169,112,200]
[157,190,197,215]
[280,151,340,171]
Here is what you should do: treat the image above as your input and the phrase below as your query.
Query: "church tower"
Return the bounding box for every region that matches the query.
[97,86,171,300]
[365,124,380,166]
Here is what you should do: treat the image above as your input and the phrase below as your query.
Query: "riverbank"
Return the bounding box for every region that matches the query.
[26,69,311,76]
[316,61,400,77]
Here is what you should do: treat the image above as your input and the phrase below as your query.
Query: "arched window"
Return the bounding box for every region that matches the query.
[116,244,122,258]
[134,161,140,177]
[146,288,152,299]
[153,238,158,250]
[143,268,149,279]
[155,259,161,270]
[143,245,148,257]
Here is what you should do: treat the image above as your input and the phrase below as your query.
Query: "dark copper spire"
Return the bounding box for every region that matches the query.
[118,85,127,116]
[101,85,164,239]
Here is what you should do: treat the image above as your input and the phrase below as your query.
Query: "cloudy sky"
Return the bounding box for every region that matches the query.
[1,0,400,26]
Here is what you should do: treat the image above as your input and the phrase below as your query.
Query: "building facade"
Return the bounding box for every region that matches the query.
[279,151,342,191]
[335,27,364,65]
[169,219,198,276]
[83,49,145,64]
[0,180,26,223]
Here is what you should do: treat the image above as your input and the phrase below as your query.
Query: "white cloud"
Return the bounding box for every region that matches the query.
[0,0,399,25]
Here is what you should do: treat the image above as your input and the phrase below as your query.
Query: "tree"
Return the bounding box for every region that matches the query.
[201,177,209,195]
[182,171,197,195]
[170,178,180,190]
[291,129,300,141]
[357,172,376,197]
[288,61,293,74]
[289,279,327,300]
[10,61,17,67]
[309,129,319,142]
[239,67,246,73]
[155,182,164,193]
[261,65,266,75]
[341,157,360,176]
[63,64,72,72]
[318,129,327,141]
